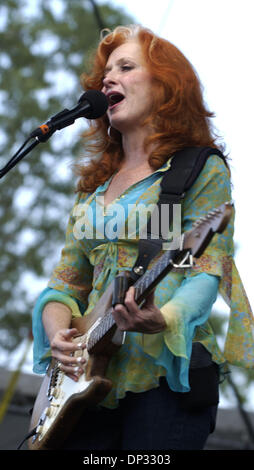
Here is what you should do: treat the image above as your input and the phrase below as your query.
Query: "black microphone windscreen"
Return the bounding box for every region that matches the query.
[79,90,108,119]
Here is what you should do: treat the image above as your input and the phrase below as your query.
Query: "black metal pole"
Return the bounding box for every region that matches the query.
[89,0,106,31]
[0,139,39,179]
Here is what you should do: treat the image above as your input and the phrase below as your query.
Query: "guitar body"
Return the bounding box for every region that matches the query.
[28,355,112,450]
[28,275,128,450]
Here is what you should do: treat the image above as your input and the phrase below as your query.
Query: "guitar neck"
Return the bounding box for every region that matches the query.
[86,247,183,352]
[133,248,184,304]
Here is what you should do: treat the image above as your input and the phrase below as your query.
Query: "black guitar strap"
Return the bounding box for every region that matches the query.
[130,146,226,281]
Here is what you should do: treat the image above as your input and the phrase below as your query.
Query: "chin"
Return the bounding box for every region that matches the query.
[109,118,127,134]
[110,116,137,133]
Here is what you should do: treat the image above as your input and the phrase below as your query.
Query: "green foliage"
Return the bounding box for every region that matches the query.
[0,0,133,350]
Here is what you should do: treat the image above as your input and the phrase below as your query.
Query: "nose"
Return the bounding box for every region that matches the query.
[102,70,118,91]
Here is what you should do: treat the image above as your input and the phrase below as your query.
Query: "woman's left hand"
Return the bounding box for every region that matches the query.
[112,286,166,334]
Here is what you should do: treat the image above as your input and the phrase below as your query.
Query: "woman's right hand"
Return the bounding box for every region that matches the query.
[50,327,87,382]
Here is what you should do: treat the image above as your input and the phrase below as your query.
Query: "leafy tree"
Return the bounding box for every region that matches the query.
[0,0,133,350]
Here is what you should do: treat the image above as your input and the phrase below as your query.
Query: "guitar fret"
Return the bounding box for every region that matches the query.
[134,285,143,300]
[88,250,180,349]
[88,309,116,350]
[135,250,171,299]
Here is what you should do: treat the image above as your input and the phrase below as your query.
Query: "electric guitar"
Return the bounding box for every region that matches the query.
[28,201,233,450]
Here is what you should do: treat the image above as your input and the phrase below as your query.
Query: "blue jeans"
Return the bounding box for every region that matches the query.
[63,378,217,450]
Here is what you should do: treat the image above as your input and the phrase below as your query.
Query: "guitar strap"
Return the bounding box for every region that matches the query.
[130,146,226,281]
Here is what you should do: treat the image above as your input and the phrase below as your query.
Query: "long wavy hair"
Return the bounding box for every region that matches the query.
[76,25,225,193]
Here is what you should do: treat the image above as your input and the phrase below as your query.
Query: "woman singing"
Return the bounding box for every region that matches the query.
[31,25,253,450]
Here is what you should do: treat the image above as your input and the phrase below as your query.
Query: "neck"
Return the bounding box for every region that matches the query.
[120,127,152,170]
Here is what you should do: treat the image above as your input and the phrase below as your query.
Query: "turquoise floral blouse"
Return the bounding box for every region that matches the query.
[32,154,254,409]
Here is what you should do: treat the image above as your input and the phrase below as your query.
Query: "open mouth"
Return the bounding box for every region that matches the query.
[107,93,125,108]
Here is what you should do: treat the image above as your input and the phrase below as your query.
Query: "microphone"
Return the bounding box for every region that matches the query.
[30,90,108,141]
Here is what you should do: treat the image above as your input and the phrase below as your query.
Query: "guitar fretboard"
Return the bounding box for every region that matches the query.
[87,308,116,351]
[87,248,180,352]
[134,249,175,302]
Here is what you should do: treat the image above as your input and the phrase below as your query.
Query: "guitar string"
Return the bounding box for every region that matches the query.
[87,250,173,349]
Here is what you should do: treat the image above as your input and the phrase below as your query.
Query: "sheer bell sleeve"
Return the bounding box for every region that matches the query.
[32,192,93,374]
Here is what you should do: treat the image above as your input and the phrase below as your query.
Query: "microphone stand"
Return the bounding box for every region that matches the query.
[0,105,87,179]
[0,139,40,179]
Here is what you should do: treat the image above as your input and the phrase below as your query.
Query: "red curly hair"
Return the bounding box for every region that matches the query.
[76,25,224,193]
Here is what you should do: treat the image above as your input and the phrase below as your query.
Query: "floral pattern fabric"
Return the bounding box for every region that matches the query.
[32,154,254,408]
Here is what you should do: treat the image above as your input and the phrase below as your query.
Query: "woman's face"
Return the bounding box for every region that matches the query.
[101,41,154,134]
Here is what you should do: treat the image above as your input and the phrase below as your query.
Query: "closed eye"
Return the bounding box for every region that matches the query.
[120,65,133,72]
[103,59,136,79]
[102,65,132,79]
